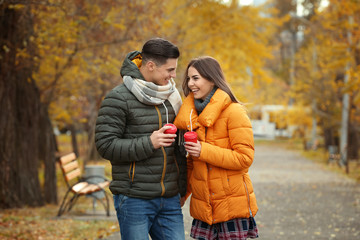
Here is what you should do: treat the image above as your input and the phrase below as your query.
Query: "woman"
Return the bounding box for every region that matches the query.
[174,56,258,240]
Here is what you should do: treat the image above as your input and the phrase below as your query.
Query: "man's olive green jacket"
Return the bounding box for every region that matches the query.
[95,51,186,199]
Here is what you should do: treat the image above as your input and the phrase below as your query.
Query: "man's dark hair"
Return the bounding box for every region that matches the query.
[141,38,180,66]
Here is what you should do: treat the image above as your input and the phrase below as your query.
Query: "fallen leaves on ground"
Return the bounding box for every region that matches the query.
[0,205,119,240]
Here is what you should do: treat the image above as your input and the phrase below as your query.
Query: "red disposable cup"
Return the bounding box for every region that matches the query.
[164,123,177,134]
[184,131,197,143]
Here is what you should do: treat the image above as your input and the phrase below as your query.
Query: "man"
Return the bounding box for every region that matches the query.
[95,38,186,240]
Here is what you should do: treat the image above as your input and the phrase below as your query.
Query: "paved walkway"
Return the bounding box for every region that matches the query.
[252,144,359,240]
[105,142,360,239]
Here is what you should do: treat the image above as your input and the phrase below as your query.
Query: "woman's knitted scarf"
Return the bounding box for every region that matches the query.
[194,87,218,115]
[123,75,182,115]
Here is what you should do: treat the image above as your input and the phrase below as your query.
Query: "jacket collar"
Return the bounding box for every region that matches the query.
[181,89,232,129]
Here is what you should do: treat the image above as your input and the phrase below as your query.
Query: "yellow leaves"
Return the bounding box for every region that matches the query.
[50,102,72,124]
[15,48,31,65]
[167,1,278,101]
[113,23,126,30]
[23,0,281,127]
[7,4,25,10]
[79,118,88,124]
[96,76,105,85]
[2,45,10,53]
[103,15,112,25]
[287,106,313,127]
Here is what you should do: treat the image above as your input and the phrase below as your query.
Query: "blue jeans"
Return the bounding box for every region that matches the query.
[113,194,185,240]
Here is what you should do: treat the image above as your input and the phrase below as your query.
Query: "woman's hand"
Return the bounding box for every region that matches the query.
[184,140,201,157]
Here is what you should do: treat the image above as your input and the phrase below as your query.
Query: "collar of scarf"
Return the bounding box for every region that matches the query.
[194,87,218,115]
[123,75,182,115]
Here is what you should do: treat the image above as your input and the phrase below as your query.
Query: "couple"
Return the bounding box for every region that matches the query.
[95,38,258,240]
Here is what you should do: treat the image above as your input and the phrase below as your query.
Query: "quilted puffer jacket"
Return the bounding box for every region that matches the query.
[174,89,258,225]
[95,51,186,199]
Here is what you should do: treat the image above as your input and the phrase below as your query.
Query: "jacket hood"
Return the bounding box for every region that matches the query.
[120,51,145,80]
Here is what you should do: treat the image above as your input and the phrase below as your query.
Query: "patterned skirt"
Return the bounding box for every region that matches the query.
[190,217,259,240]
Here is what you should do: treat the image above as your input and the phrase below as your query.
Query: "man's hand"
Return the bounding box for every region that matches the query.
[184,140,201,157]
[150,125,176,149]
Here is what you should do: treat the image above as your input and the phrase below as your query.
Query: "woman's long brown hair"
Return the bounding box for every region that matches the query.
[182,56,239,103]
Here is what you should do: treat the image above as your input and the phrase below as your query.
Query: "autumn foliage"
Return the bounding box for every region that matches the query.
[0,0,359,209]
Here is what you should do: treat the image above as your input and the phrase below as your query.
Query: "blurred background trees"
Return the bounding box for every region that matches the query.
[291,0,360,163]
[0,0,359,208]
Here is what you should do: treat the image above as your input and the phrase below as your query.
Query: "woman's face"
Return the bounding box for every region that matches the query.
[187,66,215,100]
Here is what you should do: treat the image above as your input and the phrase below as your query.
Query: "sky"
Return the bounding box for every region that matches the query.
[297,0,329,16]
[240,0,254,5]
[222,0,330,15]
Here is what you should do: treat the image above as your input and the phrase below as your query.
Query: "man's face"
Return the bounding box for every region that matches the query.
[149,58,178,86]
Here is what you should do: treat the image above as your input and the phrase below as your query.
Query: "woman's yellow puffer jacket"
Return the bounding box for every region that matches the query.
[174,89,258,225]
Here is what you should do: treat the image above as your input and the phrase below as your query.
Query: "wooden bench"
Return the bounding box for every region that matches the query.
[57,152,110,216]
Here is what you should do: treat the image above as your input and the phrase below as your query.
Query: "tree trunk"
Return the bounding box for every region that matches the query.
[0,2,44,207]
[348,123,359,160]
[0,1,58,208]
[85,98,103,163]
[323,127,338,149]
[69,124,79,157]
[39,105,58,204]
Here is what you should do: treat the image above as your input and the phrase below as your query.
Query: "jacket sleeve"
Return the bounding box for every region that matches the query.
[95,89,155,164]
[198,104,254,170]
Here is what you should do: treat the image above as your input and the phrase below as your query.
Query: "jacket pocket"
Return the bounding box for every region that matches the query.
[220,169,232,196]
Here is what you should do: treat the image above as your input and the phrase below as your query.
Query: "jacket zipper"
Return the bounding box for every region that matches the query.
[243,176,253,217]
[204,127,212,205]
[128,162,135,186]
[155,105,166,196]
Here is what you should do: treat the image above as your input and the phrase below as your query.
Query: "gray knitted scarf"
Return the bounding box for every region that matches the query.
[194,87,218,115]
[123,75,182,115]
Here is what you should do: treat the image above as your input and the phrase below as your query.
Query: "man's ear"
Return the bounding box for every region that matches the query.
[146,61,156,72]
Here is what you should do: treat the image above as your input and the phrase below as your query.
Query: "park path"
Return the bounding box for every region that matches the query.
[249,143,360,240]
[107,142,360,240]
